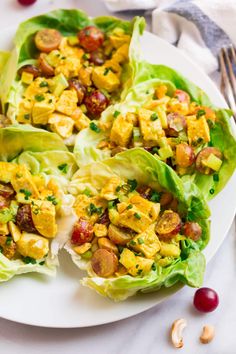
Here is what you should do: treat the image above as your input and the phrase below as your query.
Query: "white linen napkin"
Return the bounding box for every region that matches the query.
[103,0,236,75]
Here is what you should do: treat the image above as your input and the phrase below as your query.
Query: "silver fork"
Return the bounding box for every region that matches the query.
[219,45,236,123]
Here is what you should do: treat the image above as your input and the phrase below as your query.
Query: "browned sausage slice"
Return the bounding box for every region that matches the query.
[108,224,132,245]
[35,29,62,53]
[91,249,118,277]
[18,65,40,78]
[156,210,181,238]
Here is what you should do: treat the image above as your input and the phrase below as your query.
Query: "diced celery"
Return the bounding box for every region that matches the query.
[159,137,168,148]
[81,251,92,259]
[158,145,173,160]
[202,153,223,171]
[67,36,79,46]
[133,127,141,142]
[156,106,168,129]
[46,50,61,67]
[21,72,34,85]
[51,73,69,97]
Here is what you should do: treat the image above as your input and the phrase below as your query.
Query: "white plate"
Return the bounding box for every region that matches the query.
[0,27,235,328]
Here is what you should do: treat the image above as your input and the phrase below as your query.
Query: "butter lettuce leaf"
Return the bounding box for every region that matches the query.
[68,148,210,300]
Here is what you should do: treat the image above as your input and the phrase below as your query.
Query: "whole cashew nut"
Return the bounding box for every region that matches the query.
[171,318,187,348]
[200,325,215,344]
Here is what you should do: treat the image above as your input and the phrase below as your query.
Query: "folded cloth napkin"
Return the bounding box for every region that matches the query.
[103,0,236,75]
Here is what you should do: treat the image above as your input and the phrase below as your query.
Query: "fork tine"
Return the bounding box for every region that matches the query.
[219,47,236,122]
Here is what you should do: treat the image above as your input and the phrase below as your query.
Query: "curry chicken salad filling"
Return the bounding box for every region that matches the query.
[14,26,130,141]
[69,176,203,279]
[0,161,63,264]
[95,85,223,181]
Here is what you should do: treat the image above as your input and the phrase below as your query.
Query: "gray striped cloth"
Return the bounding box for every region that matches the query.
[104,0,236,74]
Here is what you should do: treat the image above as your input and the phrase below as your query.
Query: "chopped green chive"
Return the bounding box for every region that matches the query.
[5,236,12,246]
[150,191,161,202]
[127,204,133,210]
[127,179,137,192]
[118,245,124,253]
[90,122,101,133]
[35,94,45,102]
[87,203,103,216]
[113,110,120,118]
[152,147,159,154]
[209,188,215,195]
[138,237,144,244]
[46,195,58,205]
[196,109,206,118]
[116,186,121,192]
[197,137,204,144]
[108,200,117,209]
[39,81,48,88]
[19,189,32,200]
[150,112,158,121]
[134,212,141,220]
[151,263,157,271]
[48,99,53,104]
[104,67,111,76]
[129,240,136,246]
[58,163,68,174]
[24,113,30,120]
[22,256,37,264]
[82,53,90,60]
[137,269,142,275]
[213,174,219,182]
[39,261,45,266]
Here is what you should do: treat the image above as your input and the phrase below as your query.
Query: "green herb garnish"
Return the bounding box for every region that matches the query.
[19,189,32,200]
[209,188,215,195]
[24,113,30,120]
[39,261,45,266]
[150,191,161,202]
[196,109,206,118]
[104,67,111,76]
[151,263,157,271]
[22,256,37,264]
[134,213,141,220]
[58,163,68,174]
[152,147,159,154]
[137,269,143,275]
[213,174,219,182]
[82,53,90,60]
[138,237,144,244]
[5,236,12,246]
[150,112,158,121]
[39,81,48,88]
[127,179,137,192]
[46,195,58,205]
[129,240,136,246]
[35,94,45,102]
[108,200,117,209]
[82,188,92,197]
[87,203,103,216]
[113,110,120,118]
[89,122,101,133]
[127,204,133,210]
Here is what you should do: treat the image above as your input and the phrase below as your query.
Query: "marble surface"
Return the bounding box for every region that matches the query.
[0,1,235,353]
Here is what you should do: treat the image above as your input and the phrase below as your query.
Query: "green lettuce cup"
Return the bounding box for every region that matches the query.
[0,9,145,145]
[66,148,210,301]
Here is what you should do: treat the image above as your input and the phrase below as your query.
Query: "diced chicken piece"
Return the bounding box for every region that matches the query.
[112,43,129,63]
[119,248,136,269]
[128,256,153,276]
[138,108,165,146]
[71,107,90,131]
[160,241,181,257]
[11,165,39,198]
[59,37,84,58]
[168,98,189,115]
[17,99,33,124]
[103,60,121,76]
[126,112,138,126]
[100,177,122,200]
[74,195,106,224]
[92,66,120,92]
[117,203,153,233]
[55,57,81,78]
[131,224,161,258]
[0,162,17,183]
[0,223,9,235]
[17,232,49,259]
[73,242,91,255]
[109,34,131,48]
[55,90,78,116]
[23,77,49,100]
[129,195,160,221]
[94,223,108,237]
[31,200,57,238]
[8,221,21,242]
[110,115,133,147]
[32,93,56,125]
[49,113,74,138]
[0,234,16,259]
[186,115,210,145]
[78,66,93,87]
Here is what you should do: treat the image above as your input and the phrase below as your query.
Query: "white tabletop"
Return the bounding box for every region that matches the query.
[0,1,235,353]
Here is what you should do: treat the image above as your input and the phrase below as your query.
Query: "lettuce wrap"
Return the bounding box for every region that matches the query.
[0,128,78,282]
[74,62,236,200]
[0,9,145,142]
[66,148,210,301]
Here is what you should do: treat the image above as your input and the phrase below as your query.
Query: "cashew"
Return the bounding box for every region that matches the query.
[200,325,215,344]
[171,318,187,348]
